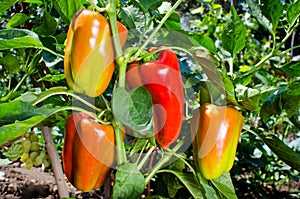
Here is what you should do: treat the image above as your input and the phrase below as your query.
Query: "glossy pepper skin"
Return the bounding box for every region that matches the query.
[191,103,244,180]
[126,49,184,148]
[64,9,128,97]
[63,112,116,192]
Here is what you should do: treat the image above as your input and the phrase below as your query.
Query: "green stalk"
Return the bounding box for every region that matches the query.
[131,0,183,61]
[137,146,155,170]
[32,91,102,113]
[107,0,127,165]
[242,23,299,77]
[282,44,300,55]
[41,47,64,59]
[88,0,106,12]
[144,137,186,184]
[111,119,127,165]
[107,0,123,60]
[0,73,28,102]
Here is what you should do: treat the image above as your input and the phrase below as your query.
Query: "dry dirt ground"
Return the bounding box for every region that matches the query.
[0,162,104,199]
[1,161,299,199]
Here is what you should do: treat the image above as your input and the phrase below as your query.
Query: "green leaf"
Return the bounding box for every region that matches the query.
[280,61,300,76]
[0,115,46,146]
[221,6,246,55]
[163,14,217,53]
[0,93,64,145]
[6,13,30,29]
[289,112,300,130]
[281,80,300,117]
[192,48,225,96]
[159,169,207,199]
[189,34,217,53]
[260,86,286,117]
[235,84,260,111]
[0,100,42,126]
[163,12,181,29]
[246,0,273,33]
[261,80,300,118]
[0,29,43,50]
[37,74,66,83]
[0,0,18,13]
[211,172,237,199]
[287,0,300,26]
[120,7,136,29]
[222,72,238,105]
[129,138,148,156]
[261,0,283,32]
[162,173,184,198]
[0,53,20,73]
[20,87,68,106]
[112,163,145,199]
[57,0,84,22]
[112,87,153,134]
[22,0,43,5]
[258,133,300,171]
[138,0,162,11]
[34,11,58,36]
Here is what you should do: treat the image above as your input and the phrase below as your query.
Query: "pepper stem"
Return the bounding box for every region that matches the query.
[107,0,127,165]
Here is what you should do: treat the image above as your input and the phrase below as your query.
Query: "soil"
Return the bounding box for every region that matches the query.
[0,162,104,199]
[1,161,299,198]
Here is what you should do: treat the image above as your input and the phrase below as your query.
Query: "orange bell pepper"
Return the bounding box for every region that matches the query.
[63,112,116,192]
[191,103,244,179]
[64,9,128,97]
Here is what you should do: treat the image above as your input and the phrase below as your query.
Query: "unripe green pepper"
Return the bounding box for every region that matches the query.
[191,103,244,180]
[64,9,128,97]
[63,112,116,192]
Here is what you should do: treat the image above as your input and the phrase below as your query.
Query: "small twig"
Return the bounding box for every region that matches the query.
[41,126,69,198]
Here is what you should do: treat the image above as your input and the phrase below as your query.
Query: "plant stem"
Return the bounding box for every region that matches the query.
[0,73,28,102]
[282,44,300,55]
[144,137,186,184]
[88,0,106,12]
[107,0,128,165]
[131,0,183,61]
[137,146,155,170]
[32,90,102,113]
[41,126,69,198]
[107,0,122,59]
[111,119,127,165]
[41,47,64,59]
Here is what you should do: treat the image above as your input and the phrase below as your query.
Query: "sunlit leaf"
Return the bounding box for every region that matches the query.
[6,13,30,29]
[0,29,43,50]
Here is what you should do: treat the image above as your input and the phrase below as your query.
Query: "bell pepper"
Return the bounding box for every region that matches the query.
[64,9,128,97]
[126,49,184,148]
[62,112,116,192]
[191,103,244,180]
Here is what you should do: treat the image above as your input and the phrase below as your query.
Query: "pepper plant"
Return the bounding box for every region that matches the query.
[0,0,299,198]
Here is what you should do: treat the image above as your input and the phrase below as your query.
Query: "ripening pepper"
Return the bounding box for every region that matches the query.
[126,49,184,148]
[62,112,116,192]
[64,9,128,97]
[191,103,244,180]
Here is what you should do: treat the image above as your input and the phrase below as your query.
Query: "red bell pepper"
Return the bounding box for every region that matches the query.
[126,49,184,148]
